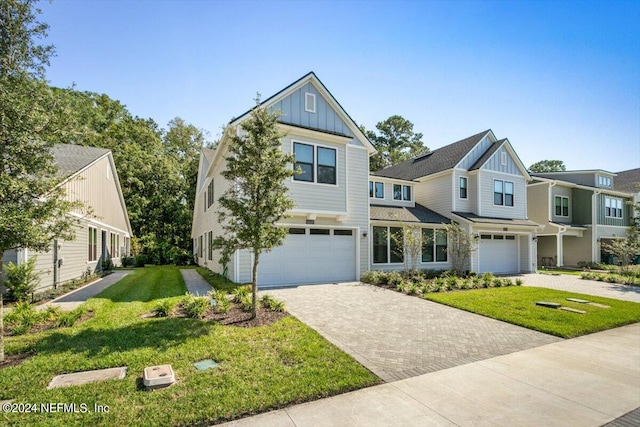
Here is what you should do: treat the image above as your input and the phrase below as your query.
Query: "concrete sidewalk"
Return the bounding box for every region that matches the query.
[180,269,213,296]
[42,270,132,311]
[220,323,640,427]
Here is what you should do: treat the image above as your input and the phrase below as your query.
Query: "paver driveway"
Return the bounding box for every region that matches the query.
[265,283,561,382]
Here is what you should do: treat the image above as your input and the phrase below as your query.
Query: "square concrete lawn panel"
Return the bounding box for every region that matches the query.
[47,367,127,389]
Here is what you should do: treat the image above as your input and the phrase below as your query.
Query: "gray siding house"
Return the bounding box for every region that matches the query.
[191,72,376,286]
[527,169,638,267]
[3,144,132,293]
[371,130,539,274]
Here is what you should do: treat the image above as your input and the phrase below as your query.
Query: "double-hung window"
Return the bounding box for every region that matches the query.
[555,196,569,217]
[605,197,623,218]
[372,226,403,264]
[421,229,448,263]
[494,180,514,206]
[207,180,214,208]
[393,184,412,201]
[88,226,97,261]
[370,181,384,198]
[459,177,468,199]
[294,142,336,185]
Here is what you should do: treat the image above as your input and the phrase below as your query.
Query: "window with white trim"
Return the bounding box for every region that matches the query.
[494,179,514,206]
[501,152,507,165]
[294,142,336,185]
[598,176,612,187]
[207,179,214,208]
[555,196,569,217]
[305,92,316,113]
[370,181,384,198]
[421,229,447,263]
[605,197,623,218]
[393,184,412,201]
[372,226,403,264]
[459,177,468,199]
[88,226,98,261]
[207,231,213,261]
[110,232,118,258]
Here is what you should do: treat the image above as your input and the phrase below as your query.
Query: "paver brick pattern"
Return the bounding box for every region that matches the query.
[265,283,561,382]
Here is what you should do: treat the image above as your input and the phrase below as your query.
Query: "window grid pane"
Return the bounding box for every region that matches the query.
[393,184,402,200]
[403,185,411,201]
[375,182,384,198]
[373,226,388,263]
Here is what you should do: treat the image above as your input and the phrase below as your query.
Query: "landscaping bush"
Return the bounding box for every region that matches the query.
[209,290,231,314]
[181,293,210,319]
[55,307,87,328]
[239,293,255,313]
[153,299,176,317]
[232,285,251,303]
[387,271,403,287]
[134,254,147,268]
[4,256,40,302]
[121,256,136,267]
[4,301,40,334]
[101,258,114,272]
[261,294,285,312]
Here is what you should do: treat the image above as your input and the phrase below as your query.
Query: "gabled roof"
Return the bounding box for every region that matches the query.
[52,144,111,177]
[202,148,216,163]
[614,168,640,193]
[469,139,506,170]
[370,203,450,224]
[229,71,375,154]
[371,130,491,180]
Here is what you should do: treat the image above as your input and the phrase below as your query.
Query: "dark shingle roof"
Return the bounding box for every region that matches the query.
[614,168,640,193]
[52,144,111,177]
[370,203,450,224]
[372,130,491,180]
[452,211,539,227]
[469,139,506,170]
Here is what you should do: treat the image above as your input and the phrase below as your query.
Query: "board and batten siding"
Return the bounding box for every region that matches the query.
[478,171,527,219]
[571,188,592,225]
[281,135,347,213]
[481,146,523,176]
[64,155,130,234]
[414,172,453,218]
[270,82,355,138]
[457,135,494,170]
[596,193,631,226]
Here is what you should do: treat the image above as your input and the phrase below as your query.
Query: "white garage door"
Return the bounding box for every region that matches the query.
[478,234,519,274]
[258,228,357,287]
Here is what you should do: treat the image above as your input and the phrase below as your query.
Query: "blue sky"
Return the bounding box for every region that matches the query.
[39,0,639,172]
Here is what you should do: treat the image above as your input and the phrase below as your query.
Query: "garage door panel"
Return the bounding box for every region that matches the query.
[258,231,356,286]
[478,235,519,274]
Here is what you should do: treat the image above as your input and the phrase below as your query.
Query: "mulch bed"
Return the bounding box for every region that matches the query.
[0,353,33,370]
[144,303,288,328]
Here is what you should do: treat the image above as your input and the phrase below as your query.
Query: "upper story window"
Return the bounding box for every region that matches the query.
[605,197,623,218]
[598,175,612,187]
[305,92,316,113]
[494,179,514,206]
[369,181,384,198]
[207,179,214,208]
[555,196,569,217]
[459,177,468,199]
[294,142,336,185]
[393,184,412,201]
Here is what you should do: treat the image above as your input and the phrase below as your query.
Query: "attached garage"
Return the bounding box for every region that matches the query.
[257,227,357,287]
[478,234,519,274]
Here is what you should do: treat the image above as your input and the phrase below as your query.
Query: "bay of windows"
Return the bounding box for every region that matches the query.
[373,226,447,264]
[494,180,514,206]
[605,197,623,218]
[393,184,412,201]
[294,142,336,185]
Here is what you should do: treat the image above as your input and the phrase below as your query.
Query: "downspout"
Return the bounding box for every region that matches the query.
[548,181,564,267]
[592,190,602,262]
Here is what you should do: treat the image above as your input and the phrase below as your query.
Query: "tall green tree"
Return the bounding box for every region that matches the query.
[214,99,295,318]
[0,0,80,362]
[529,160,567,173]
[364,115,429,171]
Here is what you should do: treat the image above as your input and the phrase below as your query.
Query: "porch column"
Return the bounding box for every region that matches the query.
[556,233,563,267]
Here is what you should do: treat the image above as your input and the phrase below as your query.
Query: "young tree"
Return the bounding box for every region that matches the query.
[444,222,478,276]
[365,115,429,171]
[214,98,295,319]
[389,223,427,274]
[0,0,79,362]
[529,160,567,173]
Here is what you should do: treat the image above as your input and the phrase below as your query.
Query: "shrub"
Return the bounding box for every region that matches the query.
[4,301,39,333]
[361,270,387,285]
[261,294,286,312]
[101,258,114,271]
[121,256,136,267]
[515,278,523,286]
[232,285,251,303]
[134,254,147,268]
[54,307,87,328]
[210,290,231,314]
[446,275,459,289]
[153,299,175,317]
[4,256,41,302]
[239,293,255,313]
[181,294,210,319]
[387,271,403,287]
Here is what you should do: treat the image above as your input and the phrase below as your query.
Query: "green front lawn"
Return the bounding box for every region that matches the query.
[1,266,379,426]
[425,286,640,338]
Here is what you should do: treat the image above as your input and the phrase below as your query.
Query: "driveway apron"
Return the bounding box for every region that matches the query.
[265,282,561,382]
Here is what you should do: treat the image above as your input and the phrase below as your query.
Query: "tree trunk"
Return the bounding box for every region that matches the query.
[251,251,259,320]
[1,249,4,362]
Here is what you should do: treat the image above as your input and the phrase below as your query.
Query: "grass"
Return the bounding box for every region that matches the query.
[1,266,379,426]
[196,266,244,292]
[425,286,640,338]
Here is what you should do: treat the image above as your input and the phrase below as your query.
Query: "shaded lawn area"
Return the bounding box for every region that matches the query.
[1,266,379,426]
[196,266,244,292]
[425,286,640,338]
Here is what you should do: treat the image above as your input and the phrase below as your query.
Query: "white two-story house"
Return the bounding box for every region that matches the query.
[370,130,539,274]
[191,72,376,286]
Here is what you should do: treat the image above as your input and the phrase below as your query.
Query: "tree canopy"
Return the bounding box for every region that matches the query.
[364,115,429,171]
[529,159,567,173]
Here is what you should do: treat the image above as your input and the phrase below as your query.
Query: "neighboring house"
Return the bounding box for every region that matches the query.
[370,130,539,274]
[2,144,132,293]
[527,169,638,267]
[191,72,376,286]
